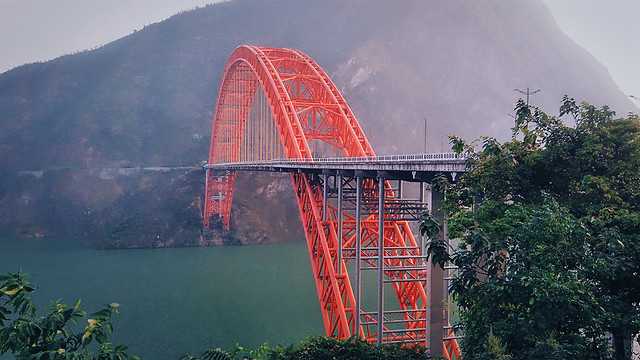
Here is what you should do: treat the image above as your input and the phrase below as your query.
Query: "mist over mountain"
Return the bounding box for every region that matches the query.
[0,0,635,247]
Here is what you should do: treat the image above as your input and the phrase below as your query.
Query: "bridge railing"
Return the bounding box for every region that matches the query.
[312,152,464,163]
[208,152,465,167]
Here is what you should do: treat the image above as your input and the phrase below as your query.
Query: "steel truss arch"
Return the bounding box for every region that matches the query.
[204,45,460,358]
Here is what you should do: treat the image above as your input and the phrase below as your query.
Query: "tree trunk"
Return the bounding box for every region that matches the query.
[613,329,631,360]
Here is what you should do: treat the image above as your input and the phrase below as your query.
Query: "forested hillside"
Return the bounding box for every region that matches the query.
[0,0,635,247]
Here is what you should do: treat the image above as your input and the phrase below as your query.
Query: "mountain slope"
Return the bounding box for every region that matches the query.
[0,0,635,246]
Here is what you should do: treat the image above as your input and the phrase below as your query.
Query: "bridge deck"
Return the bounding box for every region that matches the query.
[205,153,468,182]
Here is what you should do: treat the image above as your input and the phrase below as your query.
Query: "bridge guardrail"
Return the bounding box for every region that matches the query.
[207,152,465,167]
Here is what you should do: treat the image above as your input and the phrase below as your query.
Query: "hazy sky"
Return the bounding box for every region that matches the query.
[541,0,639,104]
[0,0,224,70]
[0,0,638,106]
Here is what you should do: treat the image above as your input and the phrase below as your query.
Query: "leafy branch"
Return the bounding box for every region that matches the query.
[0,271,138,360]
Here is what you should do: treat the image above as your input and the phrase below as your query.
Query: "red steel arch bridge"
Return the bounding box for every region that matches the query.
[204,45,465,359]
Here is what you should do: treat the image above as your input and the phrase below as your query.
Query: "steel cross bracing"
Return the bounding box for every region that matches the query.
[204,45,462,359]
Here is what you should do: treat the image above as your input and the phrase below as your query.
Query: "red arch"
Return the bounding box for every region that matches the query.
[207,45,374,165]
[204,46,459,357]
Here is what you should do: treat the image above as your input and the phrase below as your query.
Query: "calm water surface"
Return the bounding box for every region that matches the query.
[0,237,324,359]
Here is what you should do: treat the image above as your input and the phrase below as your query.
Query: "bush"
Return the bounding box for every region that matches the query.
[0,271,138,360]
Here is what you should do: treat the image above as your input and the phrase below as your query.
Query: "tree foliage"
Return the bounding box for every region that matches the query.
[426,97,640,359]
[0,271,138,360]
[183,336,439,360]
[266,335,436,360]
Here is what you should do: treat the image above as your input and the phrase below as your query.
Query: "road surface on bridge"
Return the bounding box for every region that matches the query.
[205,152,467,182]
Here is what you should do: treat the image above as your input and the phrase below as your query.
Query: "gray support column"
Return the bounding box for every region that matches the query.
[355,176,362,337]
[322,173,328,222]
[418,181,425,255]
[204,169,210,199]
[398,179,403,199]
[204,169,210,230]
[337,174,343,274]
[377,177,385,345]
[426,185,445,354]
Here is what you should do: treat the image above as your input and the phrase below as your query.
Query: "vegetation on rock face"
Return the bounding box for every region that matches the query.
[100,168,207,249]
[0,167,209,248]
[423,98,640,359]
[0,166,304,249]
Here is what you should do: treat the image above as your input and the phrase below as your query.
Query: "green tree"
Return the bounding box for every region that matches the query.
[0,271,138,360]
[425,98,640,359]
[262,335,436,360]
[182,336,439,360]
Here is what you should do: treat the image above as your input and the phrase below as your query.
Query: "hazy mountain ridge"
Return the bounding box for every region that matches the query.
[0,0,635,247]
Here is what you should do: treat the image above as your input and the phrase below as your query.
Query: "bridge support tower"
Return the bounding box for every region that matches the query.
[307,170,459,357]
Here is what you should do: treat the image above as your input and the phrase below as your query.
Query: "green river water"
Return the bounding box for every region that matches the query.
[0,237,325,359]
